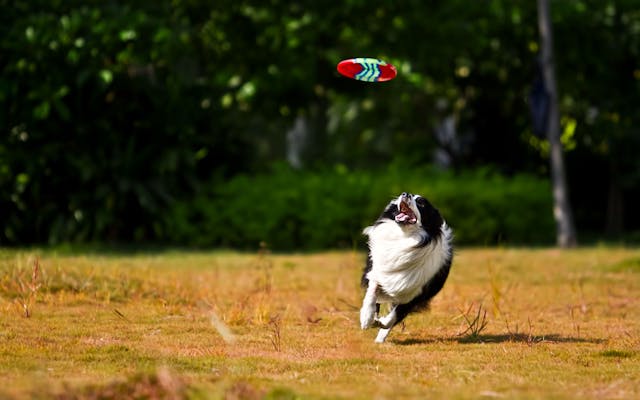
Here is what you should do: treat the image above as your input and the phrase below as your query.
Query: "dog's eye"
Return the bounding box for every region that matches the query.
[416,197,427,207]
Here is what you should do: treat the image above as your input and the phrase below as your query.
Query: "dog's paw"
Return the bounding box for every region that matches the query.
[374,328,391,343]
[360,305,376,329]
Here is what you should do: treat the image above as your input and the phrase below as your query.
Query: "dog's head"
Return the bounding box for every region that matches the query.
[381,192,444,236]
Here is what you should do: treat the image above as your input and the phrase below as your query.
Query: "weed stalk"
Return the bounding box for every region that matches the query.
[15,257,43,317]
[268,314,282,352]
[457,303,489,340]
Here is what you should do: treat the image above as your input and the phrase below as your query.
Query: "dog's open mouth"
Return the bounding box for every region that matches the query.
[395,199,417,224]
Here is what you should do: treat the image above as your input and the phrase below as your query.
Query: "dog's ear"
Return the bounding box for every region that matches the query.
[422,207,443,235]
[379,202,399,221]
[417,198,443,235]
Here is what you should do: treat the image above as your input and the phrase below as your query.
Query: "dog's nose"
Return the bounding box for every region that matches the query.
[402,192,409,198]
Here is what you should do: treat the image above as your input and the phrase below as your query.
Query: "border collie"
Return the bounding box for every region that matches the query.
[360,192,453,343]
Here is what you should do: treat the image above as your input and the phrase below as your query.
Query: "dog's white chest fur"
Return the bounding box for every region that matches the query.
[364,220,452,304]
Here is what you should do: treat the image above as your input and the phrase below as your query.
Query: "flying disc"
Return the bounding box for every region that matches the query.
[336,58,397,82]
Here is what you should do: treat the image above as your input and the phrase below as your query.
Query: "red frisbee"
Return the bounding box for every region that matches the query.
[337,58,397,82]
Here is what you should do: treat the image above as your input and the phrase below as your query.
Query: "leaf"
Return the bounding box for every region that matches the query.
[33,101,50,120]
[99,69,113,84]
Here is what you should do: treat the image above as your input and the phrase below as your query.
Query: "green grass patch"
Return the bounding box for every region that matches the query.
[606,257,640,273]
[598,350,635,359]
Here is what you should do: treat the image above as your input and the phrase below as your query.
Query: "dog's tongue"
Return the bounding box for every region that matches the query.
[395,200,417,224]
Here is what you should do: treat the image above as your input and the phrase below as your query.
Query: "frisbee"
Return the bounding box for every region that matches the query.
[337,58,397,82]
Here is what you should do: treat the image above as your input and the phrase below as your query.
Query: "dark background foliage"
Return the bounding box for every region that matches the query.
[1,0,639,249]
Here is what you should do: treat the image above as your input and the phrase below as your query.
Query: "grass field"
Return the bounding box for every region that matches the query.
[1,247,639,399]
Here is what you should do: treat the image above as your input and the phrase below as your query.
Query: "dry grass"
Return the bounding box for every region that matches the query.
[0,247,639,399]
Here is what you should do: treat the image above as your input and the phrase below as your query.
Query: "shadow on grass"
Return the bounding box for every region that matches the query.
[394,333,605,346]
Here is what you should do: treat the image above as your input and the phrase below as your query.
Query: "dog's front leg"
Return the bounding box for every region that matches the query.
[360,279,378,329]
[375,327,393,343]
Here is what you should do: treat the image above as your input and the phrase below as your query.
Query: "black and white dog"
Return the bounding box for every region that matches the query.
[360,192,453,343]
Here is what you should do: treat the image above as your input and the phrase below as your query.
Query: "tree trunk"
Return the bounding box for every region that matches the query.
[537,0,578,247]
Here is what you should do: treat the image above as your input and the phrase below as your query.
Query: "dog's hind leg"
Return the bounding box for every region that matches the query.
[360,279,378,329]
[374,304,398,329]
[374,296,432,342]
[373,304,398,343]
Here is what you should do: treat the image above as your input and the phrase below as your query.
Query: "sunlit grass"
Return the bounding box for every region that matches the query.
[0,248,638,399]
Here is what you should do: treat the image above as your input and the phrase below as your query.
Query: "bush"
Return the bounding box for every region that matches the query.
[163,166,555,250]
[0,3,251,245]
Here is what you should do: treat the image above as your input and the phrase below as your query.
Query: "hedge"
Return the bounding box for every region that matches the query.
[163,166,555,250]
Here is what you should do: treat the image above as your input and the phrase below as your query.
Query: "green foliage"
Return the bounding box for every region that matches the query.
[0,1,251,244]
[1,0,638,246]
[163,167,554,250]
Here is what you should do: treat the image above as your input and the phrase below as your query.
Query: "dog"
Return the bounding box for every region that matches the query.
[360,192,453,343]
